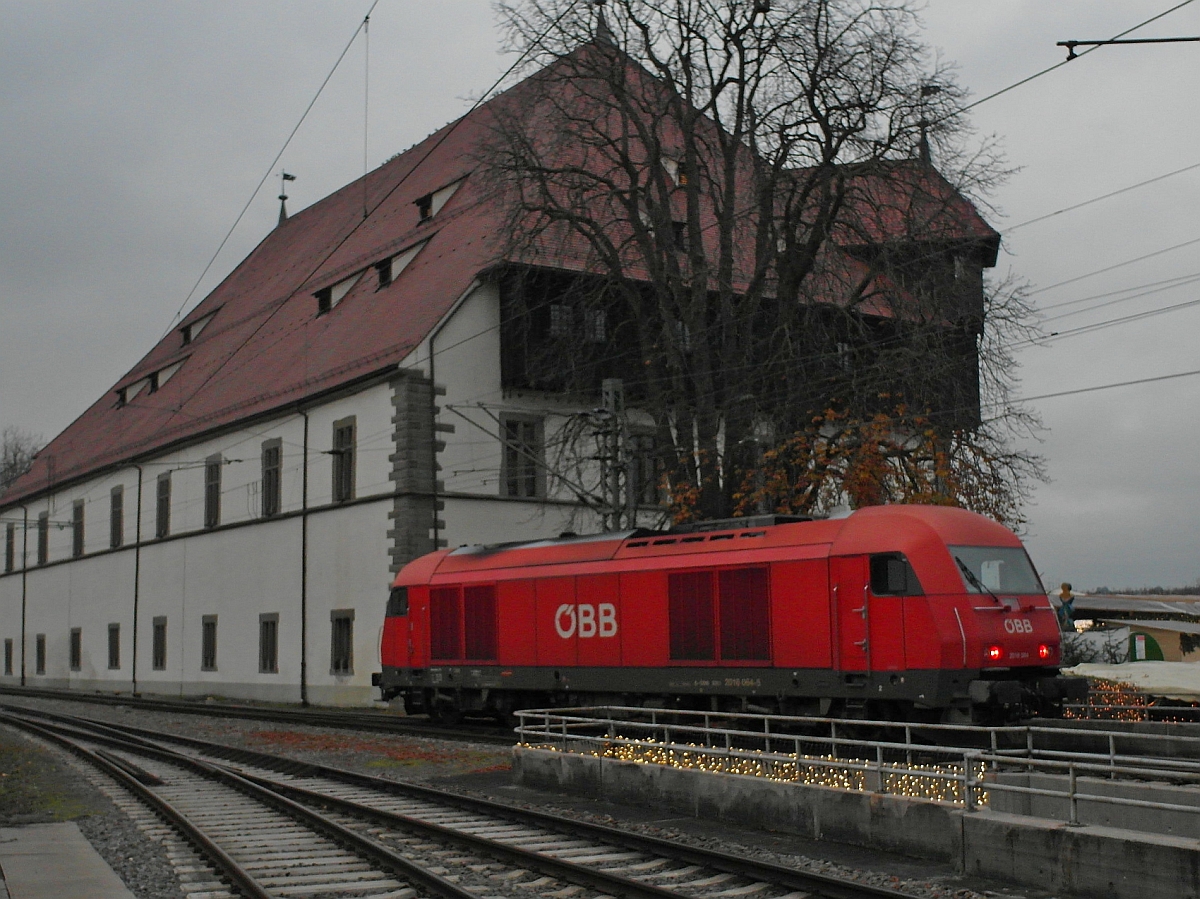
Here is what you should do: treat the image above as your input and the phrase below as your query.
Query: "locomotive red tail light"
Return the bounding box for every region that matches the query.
[985,644,1004,663]
[1038,643,1054,660]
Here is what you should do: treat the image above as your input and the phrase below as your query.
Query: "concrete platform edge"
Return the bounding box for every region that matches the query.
[512,746,1200,899]
[0,821,136,899]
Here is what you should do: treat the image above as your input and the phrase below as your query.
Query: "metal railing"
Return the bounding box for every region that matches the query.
[514,706,1200,830]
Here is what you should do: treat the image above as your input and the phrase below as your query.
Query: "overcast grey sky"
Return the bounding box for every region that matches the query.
[2,1,1198,591]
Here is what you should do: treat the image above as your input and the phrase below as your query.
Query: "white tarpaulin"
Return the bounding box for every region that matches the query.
[1067,661,1200,702]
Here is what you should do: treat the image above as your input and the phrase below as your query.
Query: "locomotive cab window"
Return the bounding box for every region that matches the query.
[950,545,1043,594]
[387,586,409,617]
[870,553,923,596]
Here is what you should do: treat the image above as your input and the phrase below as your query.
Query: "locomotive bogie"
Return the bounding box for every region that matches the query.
[377,507,1086,723]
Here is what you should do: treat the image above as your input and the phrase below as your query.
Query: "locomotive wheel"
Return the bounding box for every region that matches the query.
[429,703,463,726]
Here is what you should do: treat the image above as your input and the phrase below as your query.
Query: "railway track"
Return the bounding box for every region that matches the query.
[0,684,513,745]
[0,704,909,899]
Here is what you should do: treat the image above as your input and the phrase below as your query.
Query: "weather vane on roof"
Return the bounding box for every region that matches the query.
[278,171,297,225]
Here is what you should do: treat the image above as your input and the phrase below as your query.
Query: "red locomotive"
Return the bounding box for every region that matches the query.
[375,506,1086,723]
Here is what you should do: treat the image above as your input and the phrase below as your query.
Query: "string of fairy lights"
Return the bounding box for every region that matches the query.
[517,676,1200,802]
[519,735,990,806]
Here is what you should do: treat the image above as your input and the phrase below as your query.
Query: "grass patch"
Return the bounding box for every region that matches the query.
[0,731,105,824]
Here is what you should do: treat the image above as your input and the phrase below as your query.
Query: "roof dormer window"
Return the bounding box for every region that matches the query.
[663,158,687,186]
[314,271,364,317]
[374,240,428,292]
[415,178,464,224]
[115,358,187,408]
[376,259,392,289]
[181,310,217,346]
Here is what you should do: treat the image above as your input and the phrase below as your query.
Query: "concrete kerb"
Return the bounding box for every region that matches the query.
[512,746,1200,899]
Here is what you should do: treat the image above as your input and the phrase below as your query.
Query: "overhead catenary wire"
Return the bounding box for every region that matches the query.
[1005,160,1200,234]
[1037,270,1200,313]
[161,0,383,339]
[150,0,584,456]
[1040,273,1200,322]
[1027,234,1200,298]
[950,0,1197,118]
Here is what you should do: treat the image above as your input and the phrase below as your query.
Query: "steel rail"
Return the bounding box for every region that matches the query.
[6,704,911,899]
[0,709,482,899]
[238,772,695,899]
[0,712,270,899]
[14,709,697,899]
[0,684,514,744]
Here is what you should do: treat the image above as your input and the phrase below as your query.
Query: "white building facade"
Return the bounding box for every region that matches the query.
[0,275,616,705]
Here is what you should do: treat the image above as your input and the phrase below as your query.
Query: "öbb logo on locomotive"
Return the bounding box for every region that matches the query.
[377,506,1089,724]
[554,603,618,639]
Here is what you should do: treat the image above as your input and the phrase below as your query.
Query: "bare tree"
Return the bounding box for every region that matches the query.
[1,426,43,495]
[485,0,1042,527]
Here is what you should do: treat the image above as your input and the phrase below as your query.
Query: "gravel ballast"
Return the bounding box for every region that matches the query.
[0,694,1056,899]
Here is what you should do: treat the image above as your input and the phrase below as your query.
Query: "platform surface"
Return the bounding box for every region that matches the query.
[0,822,134,899]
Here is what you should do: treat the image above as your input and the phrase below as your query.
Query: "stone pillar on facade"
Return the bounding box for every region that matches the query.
[387,370,448,574]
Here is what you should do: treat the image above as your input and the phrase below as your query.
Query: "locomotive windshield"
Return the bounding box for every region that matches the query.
[949,546,1043,595]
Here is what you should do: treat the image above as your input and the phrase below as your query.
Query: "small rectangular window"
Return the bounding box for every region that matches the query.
[37,512,48,566]
[416,194,433,221]
[156,472,171,539]
[4,639,12,676]
[549,304,572,337]
[316,287,333,316]
[201,615,217,671]
[386,586,409,617]
[4,523,13,573]
[204,455,222,528]
[629,433,663,507]
[108,623,120,670]
[35,634,45,675]
[330,610,354,675]
[835,341,852,372]
[69,627,81,671]
[71,500,85,558]
[583,308,606,343]
[262,439,282,517]
[110,486,124,549]
[501,417,543,499]
[259,614,279,674]
[376,258,392,289]
[332,418,356,503]
[152,617,167,671]
[671,221,688,252]
[870,553,923,596]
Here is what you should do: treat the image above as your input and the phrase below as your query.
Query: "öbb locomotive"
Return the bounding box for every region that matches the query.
[375,505,1087,723]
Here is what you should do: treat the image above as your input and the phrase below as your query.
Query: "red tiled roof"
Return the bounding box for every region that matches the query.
[3,49,996,505]
[4,98,510,503]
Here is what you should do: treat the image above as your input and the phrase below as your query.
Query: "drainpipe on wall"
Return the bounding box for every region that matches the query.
[300,409,310,707]
[18,505,28,686]
[132,464,143,695]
